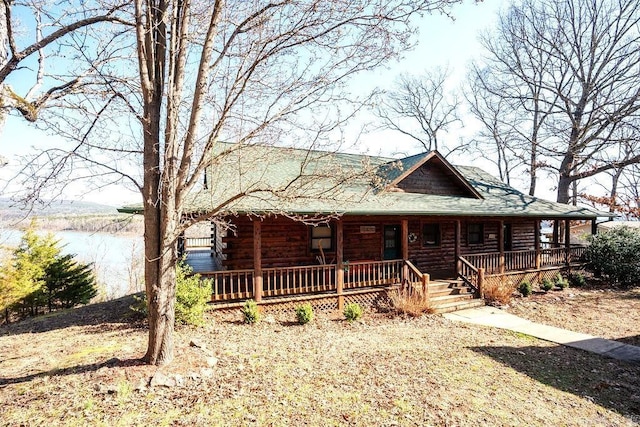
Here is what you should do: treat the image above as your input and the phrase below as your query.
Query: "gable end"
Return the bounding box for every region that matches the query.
[389,151,483,199]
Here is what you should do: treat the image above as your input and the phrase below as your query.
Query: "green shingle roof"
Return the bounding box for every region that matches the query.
[120,143,606,219]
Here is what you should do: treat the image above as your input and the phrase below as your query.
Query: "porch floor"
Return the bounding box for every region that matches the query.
[185,250,218,273]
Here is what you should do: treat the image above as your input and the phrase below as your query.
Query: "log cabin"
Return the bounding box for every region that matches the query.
[124,143,606,313]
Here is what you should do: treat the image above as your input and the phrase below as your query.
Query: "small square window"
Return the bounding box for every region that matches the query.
[310,225,333,250]
[422,223,441,247]
[468,223,484,245]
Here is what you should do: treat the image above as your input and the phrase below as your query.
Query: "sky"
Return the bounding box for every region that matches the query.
[0,0,511,207]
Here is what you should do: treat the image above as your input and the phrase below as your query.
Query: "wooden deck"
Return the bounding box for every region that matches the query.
[185,250,219,273]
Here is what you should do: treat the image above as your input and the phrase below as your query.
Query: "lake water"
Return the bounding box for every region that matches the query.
[0,229,144,299]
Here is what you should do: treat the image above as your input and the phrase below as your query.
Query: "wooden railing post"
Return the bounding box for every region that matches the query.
[455,220,461,275]
[534,220,541,270]
[401,219,409,285]
[564,219,571,268]
[498,220,505,274]
[477,267,485,299]
[422,273,430,306]
[210,221,216,258]
[253,220,263,302]
[336,220,344,310]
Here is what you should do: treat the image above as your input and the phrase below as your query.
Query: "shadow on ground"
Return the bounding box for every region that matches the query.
[615,334,640,348]
[0,294,143,337]
[0,357,144,386]
[471,343,640,420]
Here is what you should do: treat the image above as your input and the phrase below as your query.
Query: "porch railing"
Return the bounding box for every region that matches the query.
[462,245,587,274]
[199,259,406,302]
[344,260,403,289]
[263,264,336,297]
[202,269,254,301]
[185,237,211,249]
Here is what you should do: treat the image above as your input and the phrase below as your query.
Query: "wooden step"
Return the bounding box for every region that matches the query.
[428,286,474,297]
[431,299,485,314]
[429,293,476,304]
[428,279,465,288]
[427,279,475,298]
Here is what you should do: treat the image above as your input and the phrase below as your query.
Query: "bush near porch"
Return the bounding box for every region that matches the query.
[585,226,640,287]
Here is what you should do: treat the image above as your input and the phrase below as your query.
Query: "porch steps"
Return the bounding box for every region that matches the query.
[427,279,485,314]
[427,280,474,297]
[431,298,485,314]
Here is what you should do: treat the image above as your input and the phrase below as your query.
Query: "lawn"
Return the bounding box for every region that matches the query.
[1,287,639,426]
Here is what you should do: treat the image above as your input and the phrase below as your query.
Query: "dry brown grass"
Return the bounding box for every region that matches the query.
[1,292,640,426]
[387,287,433,317]
[482,276,518,304]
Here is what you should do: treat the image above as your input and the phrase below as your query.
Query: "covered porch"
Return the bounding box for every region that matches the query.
[183,215,591,311]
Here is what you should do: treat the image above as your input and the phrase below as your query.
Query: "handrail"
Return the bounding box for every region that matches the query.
[404,259,423,279]
[458,256,478,273]
[457,255,479,293]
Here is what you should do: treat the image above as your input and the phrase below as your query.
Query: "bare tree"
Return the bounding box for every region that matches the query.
[580,135,640,218]
[375,66,462,155]
[18,0,463,365]
[0,1,129,123]
[465,68,524,186]
[470,0,640,203]
[467,27,559,196]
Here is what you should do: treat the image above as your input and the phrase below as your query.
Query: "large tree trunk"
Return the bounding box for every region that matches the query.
[557,148,575,204]
[557,166,573,204]
[144,238,177,365]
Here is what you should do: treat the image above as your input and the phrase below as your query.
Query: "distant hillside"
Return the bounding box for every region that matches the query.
[0,198,142,233]
[0,198,120,220]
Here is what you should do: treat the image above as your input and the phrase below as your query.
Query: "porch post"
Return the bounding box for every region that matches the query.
[564,218,571,268]
[534,220,541,270]
[553,219,560,247]
[477,267,485,299]
[177,232,185,258]
[455,220,461,276]
[210,220,216,258]
[401,219,409,284]
[422,273,430,307]
[591,218,597,235]
[336,219,344,310]
[253,219,263,302]
[498,220,505,274]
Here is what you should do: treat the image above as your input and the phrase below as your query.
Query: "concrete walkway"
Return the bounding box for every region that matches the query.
[443,306,640,363]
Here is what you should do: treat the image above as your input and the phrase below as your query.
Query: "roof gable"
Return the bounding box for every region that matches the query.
[382,151,483,199]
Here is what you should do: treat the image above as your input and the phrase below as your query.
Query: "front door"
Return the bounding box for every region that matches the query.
[383,225,401,260]
[503,223,513,251]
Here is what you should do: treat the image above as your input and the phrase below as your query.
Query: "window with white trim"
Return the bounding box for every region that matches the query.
[310,225,333,250]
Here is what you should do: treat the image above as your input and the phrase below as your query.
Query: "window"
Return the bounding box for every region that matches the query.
[310,225,333,250]
[468,223,484,245]
[422,223,441,247]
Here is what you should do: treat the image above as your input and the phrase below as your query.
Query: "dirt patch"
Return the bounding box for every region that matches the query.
[1,294,639,426]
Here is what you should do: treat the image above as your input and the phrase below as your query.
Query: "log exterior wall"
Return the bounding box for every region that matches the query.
[218,214,538,278]
[222,216,315,270]
[211,222,226,264]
